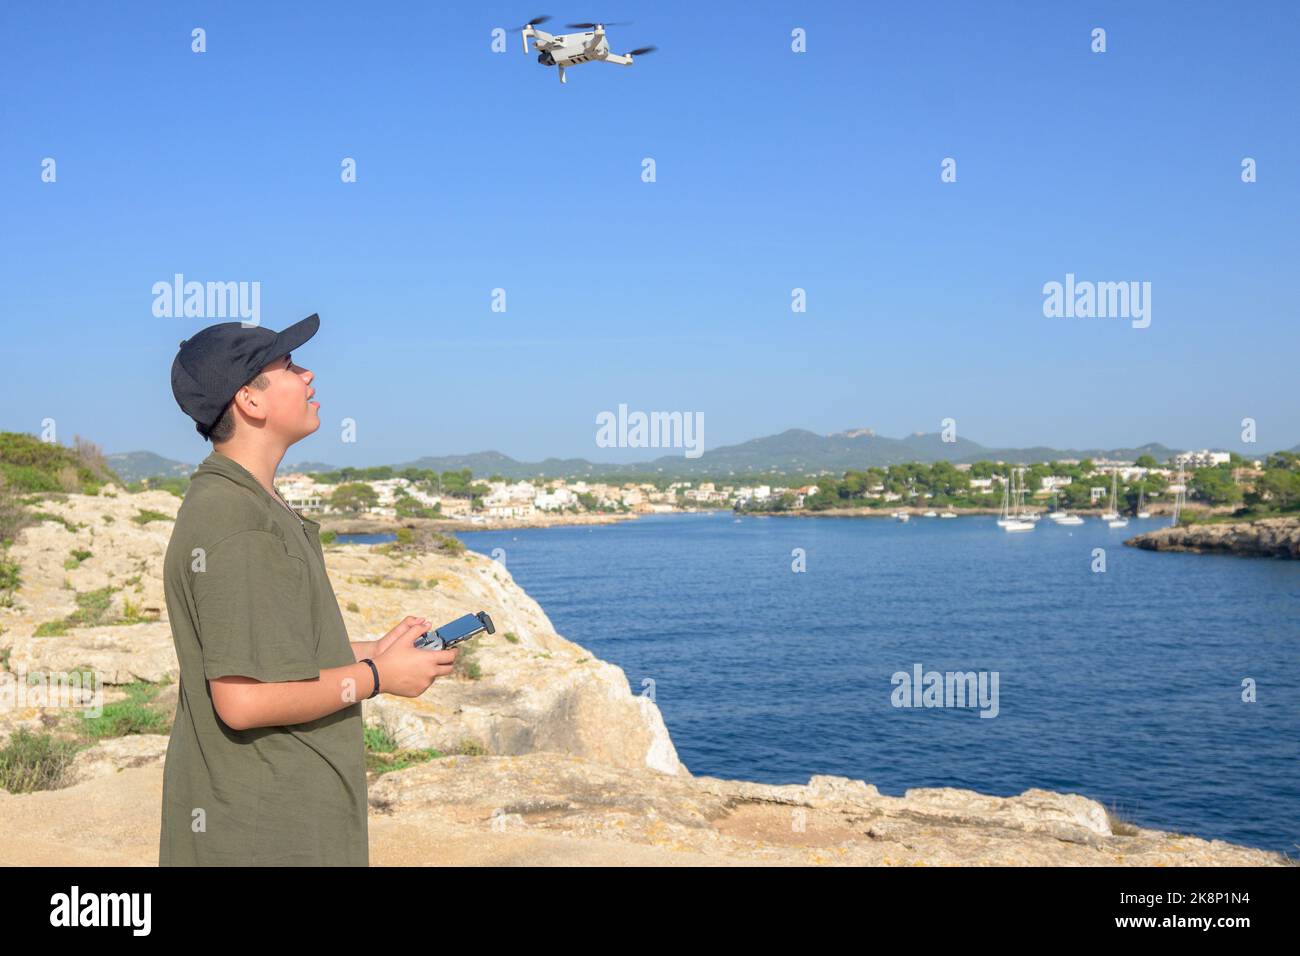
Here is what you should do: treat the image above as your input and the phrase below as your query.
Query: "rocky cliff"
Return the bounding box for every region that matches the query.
[1125,517,1300,558]
[0,487,1288,865]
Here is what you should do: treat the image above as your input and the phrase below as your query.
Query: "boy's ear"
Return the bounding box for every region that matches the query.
[232,385,269,422]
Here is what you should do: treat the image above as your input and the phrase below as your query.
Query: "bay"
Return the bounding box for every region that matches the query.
[347,512,1300,853]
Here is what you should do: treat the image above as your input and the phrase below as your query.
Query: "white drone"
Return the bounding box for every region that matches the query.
[517,16,656,84]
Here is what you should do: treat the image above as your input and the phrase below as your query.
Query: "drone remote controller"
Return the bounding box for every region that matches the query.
[413,611,495,651]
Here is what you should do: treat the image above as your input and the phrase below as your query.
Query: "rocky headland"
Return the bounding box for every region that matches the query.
[1125,517,1300,559]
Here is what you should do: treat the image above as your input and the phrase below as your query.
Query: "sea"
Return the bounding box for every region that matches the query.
[340,512,1300,853]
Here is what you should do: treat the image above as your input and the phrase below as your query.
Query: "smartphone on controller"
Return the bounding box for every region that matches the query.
[413,611,495,651]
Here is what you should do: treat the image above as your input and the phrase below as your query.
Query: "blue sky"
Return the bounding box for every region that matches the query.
[2,0,1297,466]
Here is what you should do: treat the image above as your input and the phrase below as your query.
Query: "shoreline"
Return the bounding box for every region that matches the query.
[319,512,642,534]
[742,503,1198,519]
[322,502,1219,533]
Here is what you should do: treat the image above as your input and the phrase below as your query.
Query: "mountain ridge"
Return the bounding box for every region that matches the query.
[101,427,1278,482]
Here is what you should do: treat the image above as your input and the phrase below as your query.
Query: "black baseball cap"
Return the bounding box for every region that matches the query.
[171,314,320,439]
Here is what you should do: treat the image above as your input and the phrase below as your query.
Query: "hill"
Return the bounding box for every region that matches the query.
[390,430,1186,479]
[104,451,194,483]
[102,428,1269,482]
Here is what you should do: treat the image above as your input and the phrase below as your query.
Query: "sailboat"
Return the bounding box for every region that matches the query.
[996,471,1013,527]
[1049,502,1084,526]
[1002,467,1035,532]
[1047,493,1082,524]
[1105,470,1128,527]
[1099,469,1120,521]
[1136,487,1151,519]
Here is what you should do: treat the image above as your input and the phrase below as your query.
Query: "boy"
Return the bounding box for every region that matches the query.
[160,313,458,865]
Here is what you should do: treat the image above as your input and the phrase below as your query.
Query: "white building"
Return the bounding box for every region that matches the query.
[484,496,535,519]
[535,488,578,511]
[277,473,331,513]
[1174,450,1230,469]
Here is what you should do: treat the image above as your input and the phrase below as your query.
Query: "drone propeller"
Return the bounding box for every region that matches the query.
[566,20,632,28]
[628,45,657,56]
[513,15,551,29]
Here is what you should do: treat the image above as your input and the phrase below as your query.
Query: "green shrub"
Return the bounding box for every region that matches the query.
[0,729,83,793]
[363,724,398,753]
[79,680,170,740]
[126,476,188,498]
[31,512,81,533]
[67,587,116,627]
[120,597,158,623]
[453,642,482,680]
[0,476,33,547]
[63,548,92,570]
[433,533,465,555]
[363,721,443,774]
[366,747,442,775]
[35,586,128,635]
[132,509,173,525]
[0,554,20,596]
[0,432,121,494]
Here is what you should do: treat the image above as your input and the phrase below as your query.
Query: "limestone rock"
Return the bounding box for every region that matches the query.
[67,734,170,786]
[1126,517,1300,558]
[366,751,1287,866]
[6,623,176,684]
[1,489,683,776]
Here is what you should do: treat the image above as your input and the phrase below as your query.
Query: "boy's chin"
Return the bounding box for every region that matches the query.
[290,413,322,443]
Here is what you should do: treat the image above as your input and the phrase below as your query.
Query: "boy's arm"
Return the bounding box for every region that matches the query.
[211,663,378,731]
[211,618,427,730]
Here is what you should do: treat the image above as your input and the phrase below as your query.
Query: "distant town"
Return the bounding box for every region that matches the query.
[243,447,1295,522]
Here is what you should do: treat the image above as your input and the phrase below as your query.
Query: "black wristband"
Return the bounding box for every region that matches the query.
[360,658,380,699]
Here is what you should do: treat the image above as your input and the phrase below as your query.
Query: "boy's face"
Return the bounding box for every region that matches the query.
[253,351,319,443]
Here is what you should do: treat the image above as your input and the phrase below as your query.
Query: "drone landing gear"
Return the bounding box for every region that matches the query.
[558,64,566,84]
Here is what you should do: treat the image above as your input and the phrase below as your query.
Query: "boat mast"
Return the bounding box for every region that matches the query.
[1172,459,1185,526]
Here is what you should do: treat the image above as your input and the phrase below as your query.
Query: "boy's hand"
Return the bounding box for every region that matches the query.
[373,615,430,657]
[374,636,459,698]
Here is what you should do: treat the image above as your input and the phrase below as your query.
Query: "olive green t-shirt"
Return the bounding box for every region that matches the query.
[159,450,368,866]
